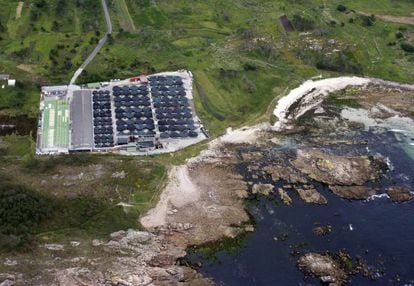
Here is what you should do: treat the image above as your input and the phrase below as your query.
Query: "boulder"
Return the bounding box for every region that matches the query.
[386,186,413,203]
[292,149,386,185]
[329,186,379,200]
[295,187,327,205]
[278,188,293,205]
[252,184,274,196]
[298,253,347,285]
[313,225,332,236]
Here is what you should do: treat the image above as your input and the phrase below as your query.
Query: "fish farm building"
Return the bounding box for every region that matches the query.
[36,71,207,155]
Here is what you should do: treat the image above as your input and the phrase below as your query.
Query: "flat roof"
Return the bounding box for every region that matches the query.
[41,99,70,150]
[70,90,94,150]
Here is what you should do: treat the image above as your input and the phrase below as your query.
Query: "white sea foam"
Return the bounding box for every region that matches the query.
[389,129,406,134]
[272,76,414,131]
[385,156,395,171]
[366,193,390,201]
[273,77,371,130]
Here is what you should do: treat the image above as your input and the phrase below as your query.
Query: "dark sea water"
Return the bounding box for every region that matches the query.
[188,131,414,286]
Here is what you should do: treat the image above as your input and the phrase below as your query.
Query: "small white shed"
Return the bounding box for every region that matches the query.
[7,79,16,87]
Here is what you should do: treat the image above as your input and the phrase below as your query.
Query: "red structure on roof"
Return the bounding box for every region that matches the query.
[130,75,148,84]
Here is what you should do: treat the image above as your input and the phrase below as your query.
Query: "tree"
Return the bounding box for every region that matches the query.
[107,34,114,45]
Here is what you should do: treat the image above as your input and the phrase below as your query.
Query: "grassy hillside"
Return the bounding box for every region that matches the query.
[0,0,106,116]
[0,0,413,127]
[89,0,414,134]
[0,136,167,249]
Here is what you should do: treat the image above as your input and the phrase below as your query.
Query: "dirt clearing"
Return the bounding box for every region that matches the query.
[358,11,414,25]
[16,1,24,19]
[17,64,36,73]
[376,15,414,25]
[114,0,136,32]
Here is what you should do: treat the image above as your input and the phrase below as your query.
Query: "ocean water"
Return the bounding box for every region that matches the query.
[188,131,414,285]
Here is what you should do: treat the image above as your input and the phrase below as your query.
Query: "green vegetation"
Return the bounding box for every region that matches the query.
[0,82,39,116]
[337,5,348,12]
[0,143,167,249]
[0,0,413,130]
[188,232,249,261]
[326,89,363,108]
[0,182,49,248]
[86,0,413,134]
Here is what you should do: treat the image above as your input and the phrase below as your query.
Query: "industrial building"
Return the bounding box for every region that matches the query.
[36,71,207,155]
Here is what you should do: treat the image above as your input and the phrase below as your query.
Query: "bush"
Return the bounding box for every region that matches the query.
[360,15,376,27]
[243,63,257,71]
[396,31,404,39]
[401,43,414,53]
[0,19,6,33]
[316,52,363,75]
[292,14,315,31]
[337,4,347,12]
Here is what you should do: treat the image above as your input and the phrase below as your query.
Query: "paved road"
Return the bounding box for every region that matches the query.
[69,0,112,86]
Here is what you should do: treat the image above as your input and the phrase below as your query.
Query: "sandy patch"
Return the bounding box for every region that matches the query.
[140,165,200,228]
[376,15,414,25]
[140,125,259,246]
[17,64,36,73]
[211,123,269,147]
[16,2,24,19]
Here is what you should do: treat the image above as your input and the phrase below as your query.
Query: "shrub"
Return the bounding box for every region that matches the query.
[292,14,315,31]
[401,43,414,53]
[0,19,6,33]
[243,63,257,71]
[396,31,404,39]
[360,15,376,27]
[337,4,347,12]
[316,52,363,75]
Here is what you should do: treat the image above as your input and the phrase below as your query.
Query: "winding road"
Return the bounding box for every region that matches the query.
[69,0,112,86]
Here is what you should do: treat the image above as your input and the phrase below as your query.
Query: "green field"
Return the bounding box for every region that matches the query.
[41,99,69,150]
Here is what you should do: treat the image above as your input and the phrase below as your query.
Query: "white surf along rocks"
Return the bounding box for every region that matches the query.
[272,76,414,131]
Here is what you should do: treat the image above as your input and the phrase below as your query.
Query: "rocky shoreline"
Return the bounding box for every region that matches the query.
[1,79,413,285]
